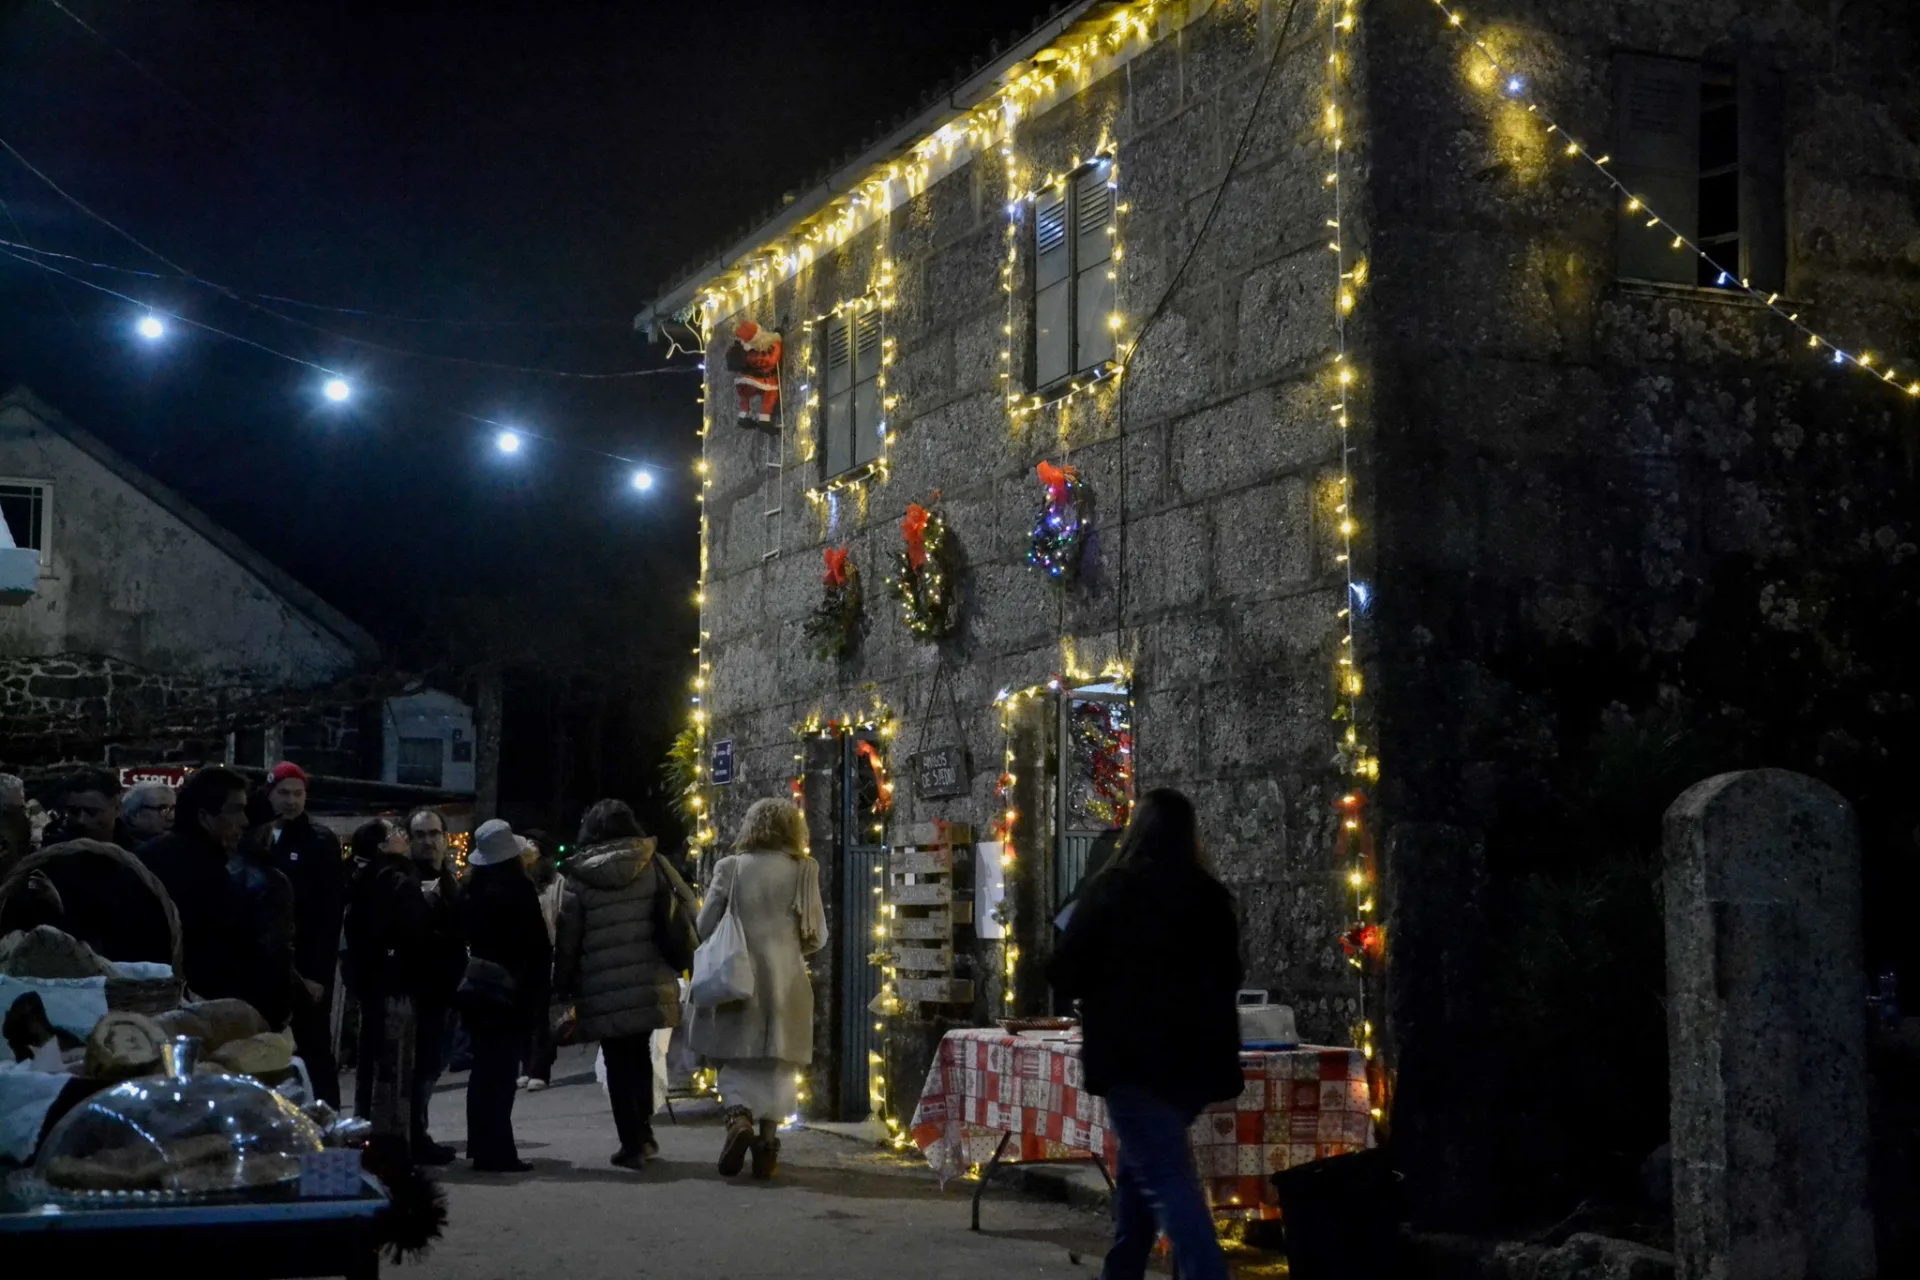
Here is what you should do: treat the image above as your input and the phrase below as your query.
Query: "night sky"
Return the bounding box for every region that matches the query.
[0,0,1048,649]
[0,0,1047,817]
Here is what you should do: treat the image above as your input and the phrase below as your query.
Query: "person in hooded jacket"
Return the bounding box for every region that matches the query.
[552,799,689,1169]
[1047,788,1244,1280]
[457,819,550,1174]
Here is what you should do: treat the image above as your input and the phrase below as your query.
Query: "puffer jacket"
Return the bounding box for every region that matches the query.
[552,837,681,1041]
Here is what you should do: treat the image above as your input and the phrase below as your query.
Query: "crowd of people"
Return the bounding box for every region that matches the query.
[0,766,836,1185]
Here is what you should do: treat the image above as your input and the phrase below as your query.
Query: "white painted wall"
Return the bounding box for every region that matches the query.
[0,400,363,683]
[382,688,477,794]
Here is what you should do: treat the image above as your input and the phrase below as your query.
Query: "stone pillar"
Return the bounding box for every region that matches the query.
[1664,769,1876,1280]
[1384,822,1495,1231]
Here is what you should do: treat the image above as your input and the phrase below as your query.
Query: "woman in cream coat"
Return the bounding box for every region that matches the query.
[689,798,827,1179]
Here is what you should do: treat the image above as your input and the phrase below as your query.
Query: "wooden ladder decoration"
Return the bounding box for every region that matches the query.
[888,821,976,1008]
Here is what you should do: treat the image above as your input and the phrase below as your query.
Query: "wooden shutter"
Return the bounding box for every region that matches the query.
[1033,188,1071,387]
[1613,53,1701,285]
[1074,166,1117,366]
[853,310,884,467]
[823,319,854,476]
[1738,64,1786,294]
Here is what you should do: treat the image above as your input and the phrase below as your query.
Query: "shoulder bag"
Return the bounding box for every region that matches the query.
[689,866,755,1008]
[652,857,700,974]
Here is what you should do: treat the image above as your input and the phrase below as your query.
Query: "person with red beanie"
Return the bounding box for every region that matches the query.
[262,761,347,1108]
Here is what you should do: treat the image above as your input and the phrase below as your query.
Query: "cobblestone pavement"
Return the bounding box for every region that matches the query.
[374,1046,1285,1280]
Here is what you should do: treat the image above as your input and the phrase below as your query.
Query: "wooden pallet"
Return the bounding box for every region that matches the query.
[886,823,975,1009]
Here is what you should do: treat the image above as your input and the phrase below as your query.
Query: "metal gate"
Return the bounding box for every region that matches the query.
[834,732,887,1120]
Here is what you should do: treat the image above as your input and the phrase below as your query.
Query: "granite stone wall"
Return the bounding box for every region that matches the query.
[697,0,1362,1113]
[1365,0,1920,1226]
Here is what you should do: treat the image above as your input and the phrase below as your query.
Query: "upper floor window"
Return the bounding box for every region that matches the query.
[822,308,884,479]
[1613,55,1784,293]
[1033,161,1117,390]
[0,479,51,569]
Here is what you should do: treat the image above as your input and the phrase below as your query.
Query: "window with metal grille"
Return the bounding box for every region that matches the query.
[397,737,445,789]
[0,479,51,567]
[1033,160,1118,390]
[821,308,885,479]
[1613,55,1784,292]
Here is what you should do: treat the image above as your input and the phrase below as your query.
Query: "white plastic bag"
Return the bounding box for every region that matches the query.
[689,893,754,1007]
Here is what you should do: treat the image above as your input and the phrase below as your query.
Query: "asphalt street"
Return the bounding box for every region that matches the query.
[366,1046,1284,1280]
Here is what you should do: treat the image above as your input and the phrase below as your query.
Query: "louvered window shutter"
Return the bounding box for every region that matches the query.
[1738,64,1786,294]
[1613,53,1701,285]
[1034,188,1071,387]
[853,310,884,467]
[823,319,854,477]
[1074,167,1117,366]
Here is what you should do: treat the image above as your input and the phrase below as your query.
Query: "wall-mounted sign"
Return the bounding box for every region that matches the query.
[910,744,971,800]
[711,739,736,786]
[118,765,192,788]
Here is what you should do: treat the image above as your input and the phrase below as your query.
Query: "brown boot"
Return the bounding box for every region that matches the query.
[718,1107,756,1177]
[750,1118,781,1180]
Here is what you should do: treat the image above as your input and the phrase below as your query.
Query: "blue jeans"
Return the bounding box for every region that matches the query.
[1101,1085,1228,1280]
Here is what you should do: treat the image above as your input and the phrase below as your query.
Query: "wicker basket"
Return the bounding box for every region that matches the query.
[0,839,186,986]
[105,975,186,1015]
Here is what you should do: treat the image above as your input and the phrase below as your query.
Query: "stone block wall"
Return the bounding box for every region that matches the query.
[1365,0,1920,1223]
[696,0,1363,1109]
[0,651,377,777]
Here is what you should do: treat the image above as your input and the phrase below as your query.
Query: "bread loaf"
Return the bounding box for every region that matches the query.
[84,1011,167,1079]
[155,998,267,1050]
[0,924,115,979]
[208,1028,295,1077]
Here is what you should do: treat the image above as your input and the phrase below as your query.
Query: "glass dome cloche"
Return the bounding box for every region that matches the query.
[29,1036,323,1204]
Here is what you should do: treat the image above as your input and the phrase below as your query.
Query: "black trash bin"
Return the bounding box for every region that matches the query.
[1271,1148,1400,1280]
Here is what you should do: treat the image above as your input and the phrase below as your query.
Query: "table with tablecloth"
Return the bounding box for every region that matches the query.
[910,1027,1373,1219]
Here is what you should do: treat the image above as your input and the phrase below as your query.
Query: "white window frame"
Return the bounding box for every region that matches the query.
[0,477,53,573]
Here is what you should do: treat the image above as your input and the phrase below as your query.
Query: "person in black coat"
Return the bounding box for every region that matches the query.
[259,762,346,1108]
[403,806,466,1164]
[457,819,551,1174]
[139,767,302,1028]
[1048,789,1243,1280]
[344,819,432,1155]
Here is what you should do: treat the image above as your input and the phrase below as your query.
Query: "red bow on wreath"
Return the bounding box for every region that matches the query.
[901,504,930,570]
[854,739,894,814]
[1036,460,1075,505]
[1341,923,1384,960]
[823,546,852,588]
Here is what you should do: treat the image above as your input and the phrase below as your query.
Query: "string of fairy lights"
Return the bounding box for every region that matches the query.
[1325,0,1380,1075]
[0,130,686,488]
[1424,0,1920,401]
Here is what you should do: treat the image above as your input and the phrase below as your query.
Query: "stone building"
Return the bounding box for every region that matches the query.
[639,0,1920,1224]
[0,385,418,780]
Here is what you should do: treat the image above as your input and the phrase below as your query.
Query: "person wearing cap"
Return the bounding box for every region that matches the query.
[261,762,347,1108]
[457,818,551,1174]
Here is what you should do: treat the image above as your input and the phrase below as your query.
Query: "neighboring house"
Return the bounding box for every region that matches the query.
[636,0,1920,1214]
[0,385,476,804]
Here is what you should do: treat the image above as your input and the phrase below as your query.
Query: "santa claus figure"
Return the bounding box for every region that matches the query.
[725,319,783,431]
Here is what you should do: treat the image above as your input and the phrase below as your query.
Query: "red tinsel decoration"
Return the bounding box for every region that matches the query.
[855,739,893,814]
[901,504,930,570]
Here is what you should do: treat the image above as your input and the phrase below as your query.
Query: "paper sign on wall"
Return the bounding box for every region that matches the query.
[974,842,1006,940]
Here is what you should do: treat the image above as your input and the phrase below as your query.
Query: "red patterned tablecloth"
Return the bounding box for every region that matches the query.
[909,1028,1373,1218]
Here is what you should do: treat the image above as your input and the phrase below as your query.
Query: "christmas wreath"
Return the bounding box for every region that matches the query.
[1027,460,1090,583]
[804,546,863,660]
[890,502,960,641]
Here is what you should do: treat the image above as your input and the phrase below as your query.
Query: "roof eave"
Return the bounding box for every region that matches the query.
[633,0,1107,339]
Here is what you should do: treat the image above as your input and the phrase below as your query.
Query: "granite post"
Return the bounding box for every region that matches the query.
[1664,769,1875,1280]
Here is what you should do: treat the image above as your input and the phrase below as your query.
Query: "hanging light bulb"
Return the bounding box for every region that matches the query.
[496,430,522,453]
[632,469,655,492]
[136,314,165,341]
[322,378,351,403]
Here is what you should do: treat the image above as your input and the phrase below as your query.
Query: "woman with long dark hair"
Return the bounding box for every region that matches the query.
[1048,788,1243,1280]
